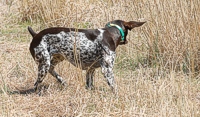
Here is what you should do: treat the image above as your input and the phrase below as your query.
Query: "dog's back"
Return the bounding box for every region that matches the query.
[28,27,105,70]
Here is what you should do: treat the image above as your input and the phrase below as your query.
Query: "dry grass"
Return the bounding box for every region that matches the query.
[0,0,200,116]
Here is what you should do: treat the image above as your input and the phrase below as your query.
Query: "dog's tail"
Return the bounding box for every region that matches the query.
[28,26,37,37]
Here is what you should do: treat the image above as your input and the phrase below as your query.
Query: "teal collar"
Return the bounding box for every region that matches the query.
[107,23,125,42]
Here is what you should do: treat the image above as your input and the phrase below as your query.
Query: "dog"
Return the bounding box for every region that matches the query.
[28,20,145,93]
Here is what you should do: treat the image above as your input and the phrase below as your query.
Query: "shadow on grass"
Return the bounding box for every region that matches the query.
[9,84,56,95]
[10,87,36,95]
[1,85,45,95]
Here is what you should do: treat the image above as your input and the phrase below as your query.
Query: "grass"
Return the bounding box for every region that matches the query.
[0,0,200,116]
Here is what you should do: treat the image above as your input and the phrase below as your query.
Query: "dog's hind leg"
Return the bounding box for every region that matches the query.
[34,51,51,91]
[49,65,66,86]
[49,54,66,85]
[86,68,95,90]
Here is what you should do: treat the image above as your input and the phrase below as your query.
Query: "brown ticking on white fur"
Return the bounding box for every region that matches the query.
[28,20,145,93]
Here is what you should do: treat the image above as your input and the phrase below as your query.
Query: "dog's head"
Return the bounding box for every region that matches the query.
[105,20,146,45]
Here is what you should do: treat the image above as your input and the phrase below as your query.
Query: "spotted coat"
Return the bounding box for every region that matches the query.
[28,20,146,93]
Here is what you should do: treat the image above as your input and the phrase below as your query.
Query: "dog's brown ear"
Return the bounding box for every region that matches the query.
[124,21,146,30]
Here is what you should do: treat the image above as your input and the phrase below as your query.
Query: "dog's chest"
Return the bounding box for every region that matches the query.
[43,31,103,69]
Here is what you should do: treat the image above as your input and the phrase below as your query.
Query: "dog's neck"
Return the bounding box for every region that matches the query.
[105,27,126,48]
[106,23,125,42]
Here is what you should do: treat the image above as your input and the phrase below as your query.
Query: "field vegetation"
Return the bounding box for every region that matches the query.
[0,0,200,116]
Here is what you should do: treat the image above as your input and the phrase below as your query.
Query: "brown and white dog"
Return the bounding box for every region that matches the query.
[28,20,145,93]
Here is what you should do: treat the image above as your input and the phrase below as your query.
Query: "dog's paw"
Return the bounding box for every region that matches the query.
[61,81,67,86]
[111,85,118,96]
[85,85,95,90]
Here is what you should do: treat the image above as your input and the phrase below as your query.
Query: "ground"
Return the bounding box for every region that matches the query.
[0,1,200,117]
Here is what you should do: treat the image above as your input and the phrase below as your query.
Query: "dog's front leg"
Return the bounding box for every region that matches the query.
[100,51,117,93]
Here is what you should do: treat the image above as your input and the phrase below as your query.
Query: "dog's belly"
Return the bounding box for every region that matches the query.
[63,47,102,70]
[47,31,102,70]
